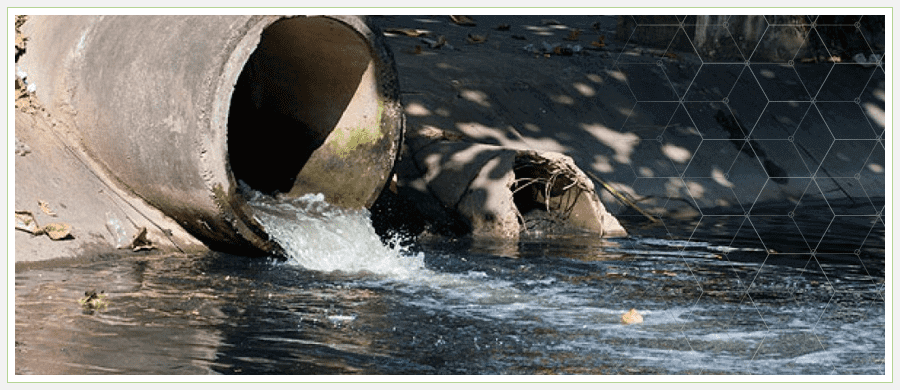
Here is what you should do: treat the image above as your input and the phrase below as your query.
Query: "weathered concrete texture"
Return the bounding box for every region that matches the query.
[375,15,885,234]
[16,15,404,257]
[15,88,208,262]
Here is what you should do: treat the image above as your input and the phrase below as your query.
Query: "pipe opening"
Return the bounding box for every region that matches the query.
[228,16,373,197]
[510,153,598,235]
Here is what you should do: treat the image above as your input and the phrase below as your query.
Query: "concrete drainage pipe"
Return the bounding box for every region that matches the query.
[19,15,404,255]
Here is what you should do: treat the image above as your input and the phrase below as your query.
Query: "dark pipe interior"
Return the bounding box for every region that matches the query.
[227,55,321,194]
[227,17,370,195]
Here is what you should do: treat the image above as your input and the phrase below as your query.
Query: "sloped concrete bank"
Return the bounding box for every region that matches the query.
[372,15,885,245]
[15,15,405,261]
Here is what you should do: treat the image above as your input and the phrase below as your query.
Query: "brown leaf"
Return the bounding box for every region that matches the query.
[38,200,57,216]
[450,15,476,26]
[564,29,582,41]
[466,33,487,44]
[130,226,155,252]
[43,222,73,240]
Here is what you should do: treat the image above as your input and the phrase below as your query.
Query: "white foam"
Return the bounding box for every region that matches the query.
[248,192,426,278]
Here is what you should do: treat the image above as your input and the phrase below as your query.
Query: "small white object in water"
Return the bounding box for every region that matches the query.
[26,82,36,93]
[621,308,644,325]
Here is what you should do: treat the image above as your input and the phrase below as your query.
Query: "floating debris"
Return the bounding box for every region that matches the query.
[495,24,510,31]
[79,289,108,312]
[564,29,582,41]
[541,19,562,26]
[621,308,644,325]
[591,35,607,48]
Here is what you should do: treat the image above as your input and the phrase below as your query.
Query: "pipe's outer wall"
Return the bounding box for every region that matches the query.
[19,15,404,255]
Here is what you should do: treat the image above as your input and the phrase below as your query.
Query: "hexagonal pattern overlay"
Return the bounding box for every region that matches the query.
[601,14,883,373]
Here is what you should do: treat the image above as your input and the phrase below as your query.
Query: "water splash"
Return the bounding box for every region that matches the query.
[247,191,425,278]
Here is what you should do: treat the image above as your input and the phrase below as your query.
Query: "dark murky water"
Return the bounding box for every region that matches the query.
[15,206,885,376]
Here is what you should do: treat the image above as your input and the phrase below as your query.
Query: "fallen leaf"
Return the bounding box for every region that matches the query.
[43,222,73,240]
[14,210,41,234]
[663,52,678,59]
[38,200,57,216]
[495,24,510,31]
[466,33,487,44]
[131,226,155,252]
[384,27,430,37]
[829,55,842,62]
[565,29,582,41]
[422,35,448,49]
[621,308,644,325]
[450,15,476,26]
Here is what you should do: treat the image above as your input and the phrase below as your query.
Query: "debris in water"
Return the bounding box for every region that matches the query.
[79,289,108,312]
[621,308,643,325]
[495,24,510,31]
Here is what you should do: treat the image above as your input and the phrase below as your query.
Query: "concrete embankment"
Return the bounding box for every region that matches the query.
[374,15,885,249]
